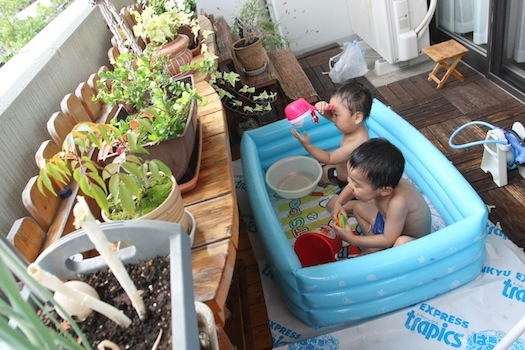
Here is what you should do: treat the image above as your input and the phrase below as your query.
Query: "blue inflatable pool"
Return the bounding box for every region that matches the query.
[240,99,488,328]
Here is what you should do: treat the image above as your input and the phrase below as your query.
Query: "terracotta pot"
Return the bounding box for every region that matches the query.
[153,34,193,76]
[233,36,267,72]
[178,25,202,57]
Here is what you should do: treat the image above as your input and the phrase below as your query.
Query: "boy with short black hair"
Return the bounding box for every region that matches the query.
[291,81,372,205]
[332,138,431,254]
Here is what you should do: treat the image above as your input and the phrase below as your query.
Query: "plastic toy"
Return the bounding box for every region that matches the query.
[336,213,347,228]
[241,99,487,328]
[284,98,321,127]
[449,121,525,186]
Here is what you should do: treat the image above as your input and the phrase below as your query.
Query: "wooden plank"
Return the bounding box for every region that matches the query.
[385,81,413,104]
[7,217,46,263]
[21,176,61,231]
[182,132,233,206]
[75,82,101,122]
[35,139,60,168]
[47,111,74,146]
[212,16,238,66]
[61,93,91,125]
[186,193,239,249]
[192,239,236,326]
[268,48,318,101]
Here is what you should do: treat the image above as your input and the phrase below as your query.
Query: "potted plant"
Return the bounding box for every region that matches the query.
[138,0,203,56]
[231,0,290,74]
[210,70,276,115]
[0,212,217,349]
[96,50,205,181]
[131,4,194,76]
[37,122,191,233]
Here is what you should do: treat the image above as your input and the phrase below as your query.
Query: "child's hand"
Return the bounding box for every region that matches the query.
[291,129,310,146]
[333,222,355,244]
[315,101,333,117]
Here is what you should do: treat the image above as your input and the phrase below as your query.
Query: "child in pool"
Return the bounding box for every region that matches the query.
[332,138,431,255]
[291,81,372,208]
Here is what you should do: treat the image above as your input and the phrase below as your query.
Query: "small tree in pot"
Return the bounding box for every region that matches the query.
[231,0,289,73]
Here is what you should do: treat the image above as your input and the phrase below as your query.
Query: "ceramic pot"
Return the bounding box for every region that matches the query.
[140,84,199,182]
[102,175,190,235]
[153,34,193,77]
[178,26,202,57]
[232,36,267,72]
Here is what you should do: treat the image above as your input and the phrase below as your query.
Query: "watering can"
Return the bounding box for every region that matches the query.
[285,98,327,127]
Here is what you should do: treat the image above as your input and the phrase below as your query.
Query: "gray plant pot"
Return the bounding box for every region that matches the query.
[34,220,199,350]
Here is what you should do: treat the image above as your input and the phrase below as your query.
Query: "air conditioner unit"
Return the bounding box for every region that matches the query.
[349,0,436,70]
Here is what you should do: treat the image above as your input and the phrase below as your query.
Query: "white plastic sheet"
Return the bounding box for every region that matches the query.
[233,160,525,350]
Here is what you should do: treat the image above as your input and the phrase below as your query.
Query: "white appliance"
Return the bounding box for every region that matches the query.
[348,0,437,65]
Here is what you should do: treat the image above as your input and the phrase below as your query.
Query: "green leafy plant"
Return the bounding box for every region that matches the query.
[0,236,90,349]
[96,48,205,141]
[96,50,159,113]
[131,5,194,47]
[37,122,173,218]
[210,71,276,115]
[113,76,203,144]
[138,0,196,17]
[232,0,289,50]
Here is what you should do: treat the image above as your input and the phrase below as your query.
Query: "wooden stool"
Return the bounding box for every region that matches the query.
[423,39,469,89]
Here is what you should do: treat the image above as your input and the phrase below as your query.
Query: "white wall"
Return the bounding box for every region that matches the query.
[0,0,132,237]
[197,0,355,55]
[269,0,355,55]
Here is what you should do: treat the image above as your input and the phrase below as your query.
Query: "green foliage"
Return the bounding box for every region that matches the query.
[0,238,90,349]
[0,0,74,63]
[210,70,276,115]
[131,5,194,47]
[232,0,289,51]
[96,50,159,113]
[113,76,203,143]
[37,122,173,218]
[139,0,196,16]
[97,48,205,143]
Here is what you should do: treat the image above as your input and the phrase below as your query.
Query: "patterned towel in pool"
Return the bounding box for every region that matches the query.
[269,183,360,260]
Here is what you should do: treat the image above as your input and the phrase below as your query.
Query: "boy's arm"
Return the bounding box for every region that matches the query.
[330,185,354,221]
[291,129,355,165]
[334,197,408,248]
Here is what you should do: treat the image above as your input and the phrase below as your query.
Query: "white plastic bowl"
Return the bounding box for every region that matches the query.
[265,156,322,199]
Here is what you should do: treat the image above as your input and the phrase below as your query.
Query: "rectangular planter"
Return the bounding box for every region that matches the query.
[141,74,199,182]
[34,219,199,349]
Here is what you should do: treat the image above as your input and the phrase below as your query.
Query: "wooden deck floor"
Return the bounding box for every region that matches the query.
[226,43,525,350]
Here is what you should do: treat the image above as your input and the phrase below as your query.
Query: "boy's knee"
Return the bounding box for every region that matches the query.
[326,196,338,212]
[393,235,414,247]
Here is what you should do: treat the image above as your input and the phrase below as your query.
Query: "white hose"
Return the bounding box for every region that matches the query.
[494,315,525,350]
[415,0,437,39]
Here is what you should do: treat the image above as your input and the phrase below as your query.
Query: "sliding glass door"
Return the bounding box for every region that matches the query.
[430,0,525,100]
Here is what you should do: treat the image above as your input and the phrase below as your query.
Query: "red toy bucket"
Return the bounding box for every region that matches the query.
[294,226,343,267]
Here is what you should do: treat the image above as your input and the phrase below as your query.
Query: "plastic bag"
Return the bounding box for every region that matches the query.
[328,41,368,83]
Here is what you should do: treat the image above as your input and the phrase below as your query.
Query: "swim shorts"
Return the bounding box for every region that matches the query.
[327,167,348,194]
[372,211,384,235]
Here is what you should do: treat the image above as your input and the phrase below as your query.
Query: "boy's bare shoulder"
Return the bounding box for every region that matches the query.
[341,131,369,152]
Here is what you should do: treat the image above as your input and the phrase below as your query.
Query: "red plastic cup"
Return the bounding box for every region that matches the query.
[294,225,343,267]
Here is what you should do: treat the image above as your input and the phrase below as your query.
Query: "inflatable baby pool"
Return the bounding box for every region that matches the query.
[240,99,488,328]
